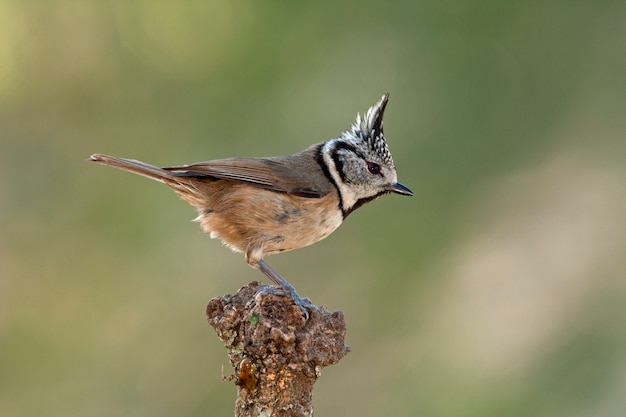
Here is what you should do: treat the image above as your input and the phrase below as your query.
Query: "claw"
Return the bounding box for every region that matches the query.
[256,260,316,320]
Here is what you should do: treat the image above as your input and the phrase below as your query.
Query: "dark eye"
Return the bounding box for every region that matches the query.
[367,162,380,175]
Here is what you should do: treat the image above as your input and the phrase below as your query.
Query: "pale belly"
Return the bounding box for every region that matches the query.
[196,186,343,256]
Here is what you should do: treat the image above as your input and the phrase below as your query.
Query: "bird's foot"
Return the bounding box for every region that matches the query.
[255,284,316,320]
[254,258,317,320]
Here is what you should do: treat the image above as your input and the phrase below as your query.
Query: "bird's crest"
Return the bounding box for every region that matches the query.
[342,93,393,166]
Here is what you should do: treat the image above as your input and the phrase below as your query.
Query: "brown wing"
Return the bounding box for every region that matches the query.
[162,155,329,198]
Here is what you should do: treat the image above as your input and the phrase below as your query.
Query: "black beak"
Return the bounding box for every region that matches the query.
[388,182,414,196]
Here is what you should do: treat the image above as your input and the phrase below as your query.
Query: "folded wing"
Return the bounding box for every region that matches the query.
[164,157,327,198]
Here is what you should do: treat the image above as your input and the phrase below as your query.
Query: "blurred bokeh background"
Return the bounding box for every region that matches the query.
[1,1,625,416]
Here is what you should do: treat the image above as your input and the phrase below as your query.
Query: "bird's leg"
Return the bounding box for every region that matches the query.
[257,259,315,320]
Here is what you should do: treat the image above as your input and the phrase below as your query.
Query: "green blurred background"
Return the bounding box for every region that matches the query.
[1,1,625,416]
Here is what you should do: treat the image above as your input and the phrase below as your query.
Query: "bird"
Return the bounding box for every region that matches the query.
[89,93,413,318]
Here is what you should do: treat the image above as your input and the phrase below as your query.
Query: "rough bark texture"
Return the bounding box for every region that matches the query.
[206,281,350,417]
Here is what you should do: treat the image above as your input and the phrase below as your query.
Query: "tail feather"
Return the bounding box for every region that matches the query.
[88,153,208,208]
[88,154,172,183]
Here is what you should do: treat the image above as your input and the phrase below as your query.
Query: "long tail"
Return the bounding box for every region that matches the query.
[88,154,172,183]
[88,154,208,208]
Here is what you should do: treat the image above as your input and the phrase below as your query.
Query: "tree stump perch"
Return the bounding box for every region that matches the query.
[206,281,350,417]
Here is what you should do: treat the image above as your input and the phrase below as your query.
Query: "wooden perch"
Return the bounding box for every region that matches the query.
[206,281,350,417]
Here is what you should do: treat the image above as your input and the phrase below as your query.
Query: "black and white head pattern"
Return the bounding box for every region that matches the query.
[341,93,394,167]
